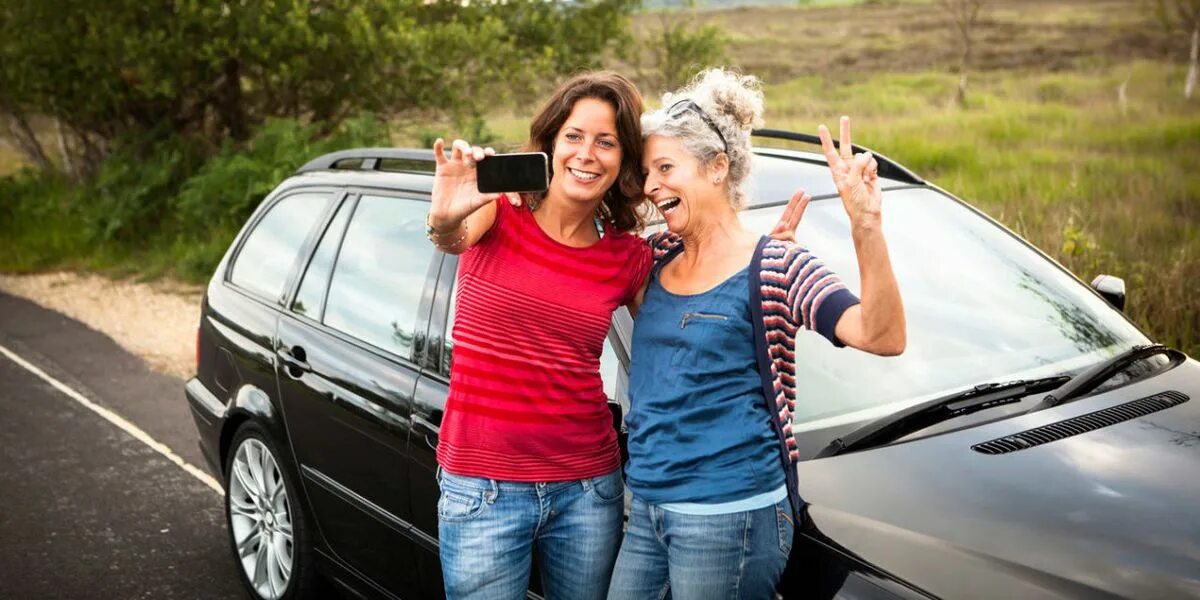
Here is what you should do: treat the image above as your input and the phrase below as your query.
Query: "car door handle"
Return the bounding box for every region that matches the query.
[277,345,311,379]
[412,413,440,450]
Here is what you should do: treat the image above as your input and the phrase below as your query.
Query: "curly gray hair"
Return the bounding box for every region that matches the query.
[641,68,764,208]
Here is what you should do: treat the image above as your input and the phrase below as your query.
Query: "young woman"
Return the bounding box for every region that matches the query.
[425,72,652,600]
[607,69,906,599]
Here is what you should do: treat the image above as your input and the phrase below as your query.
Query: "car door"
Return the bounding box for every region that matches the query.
[407,252,457,599]
[209,188,338,453]
[408,254,630,599]
[275,190,439,596]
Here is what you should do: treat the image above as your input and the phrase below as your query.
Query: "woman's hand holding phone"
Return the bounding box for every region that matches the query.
[430,138,500,231]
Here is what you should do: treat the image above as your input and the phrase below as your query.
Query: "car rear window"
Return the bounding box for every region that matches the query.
[229,192,332,303]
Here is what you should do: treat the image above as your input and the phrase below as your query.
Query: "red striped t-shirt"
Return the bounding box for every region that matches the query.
[437,197,652,482]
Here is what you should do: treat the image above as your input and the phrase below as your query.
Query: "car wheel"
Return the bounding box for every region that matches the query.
[224,421,316,600]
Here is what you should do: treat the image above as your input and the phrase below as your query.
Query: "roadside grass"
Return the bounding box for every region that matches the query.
[755,59,1199,355]
[391,59,1199,354]
[1,115,388,284]
[662,0,1178,92]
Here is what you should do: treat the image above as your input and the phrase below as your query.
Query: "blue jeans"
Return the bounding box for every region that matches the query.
[437,467,625,600]
[607,496,794,600]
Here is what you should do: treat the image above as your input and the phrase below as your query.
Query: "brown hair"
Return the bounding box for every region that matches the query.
[523,71,646,233]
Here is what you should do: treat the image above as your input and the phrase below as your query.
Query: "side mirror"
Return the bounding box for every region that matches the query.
[1090,274,1126,312]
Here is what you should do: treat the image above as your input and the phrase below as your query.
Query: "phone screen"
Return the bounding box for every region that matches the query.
[476,152,549,194]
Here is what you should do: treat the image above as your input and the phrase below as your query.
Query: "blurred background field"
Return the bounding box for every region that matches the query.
[0,0,1196,354]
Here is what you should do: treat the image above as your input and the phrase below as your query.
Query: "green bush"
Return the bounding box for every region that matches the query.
[0,169,87,271]
[174,113,388,234]
[0,113,388,280]
[656,20,729,91]
[635,5,730,94]
[88,134,206,243]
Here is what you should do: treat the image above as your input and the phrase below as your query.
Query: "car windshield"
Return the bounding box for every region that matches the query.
[737,187,1150,433]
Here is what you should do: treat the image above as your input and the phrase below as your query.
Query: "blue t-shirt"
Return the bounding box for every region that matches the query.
[625,264,785,506]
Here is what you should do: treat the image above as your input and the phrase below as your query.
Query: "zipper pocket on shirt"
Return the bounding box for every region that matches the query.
[680,312,728,329]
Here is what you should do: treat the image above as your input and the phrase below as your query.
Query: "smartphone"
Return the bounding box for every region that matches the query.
[475,152,549,194]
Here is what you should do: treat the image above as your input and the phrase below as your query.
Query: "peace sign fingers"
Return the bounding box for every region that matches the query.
[817,124,841,168]
[839,116,853,160]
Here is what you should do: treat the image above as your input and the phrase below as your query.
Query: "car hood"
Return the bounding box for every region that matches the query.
[797,358,1200,599]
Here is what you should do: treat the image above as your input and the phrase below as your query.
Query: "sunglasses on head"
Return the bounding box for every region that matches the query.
[666,99,728,153]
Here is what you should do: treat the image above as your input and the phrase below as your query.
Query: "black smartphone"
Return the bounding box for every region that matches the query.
[475,152,549,194]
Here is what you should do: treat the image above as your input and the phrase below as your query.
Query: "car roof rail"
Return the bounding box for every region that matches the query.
[751,129,923,185]
[296,148,436,174]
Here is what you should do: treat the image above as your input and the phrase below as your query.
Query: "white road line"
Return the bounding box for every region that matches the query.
[0,342,224,495]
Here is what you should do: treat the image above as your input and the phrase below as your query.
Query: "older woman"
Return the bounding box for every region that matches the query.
[608,69,906,599]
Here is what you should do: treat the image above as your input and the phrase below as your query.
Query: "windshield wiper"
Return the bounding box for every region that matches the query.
[1024,344,1176,413]
[815,375,1071,459]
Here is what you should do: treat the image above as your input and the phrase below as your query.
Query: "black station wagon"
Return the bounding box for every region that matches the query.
[185,131,1200,600]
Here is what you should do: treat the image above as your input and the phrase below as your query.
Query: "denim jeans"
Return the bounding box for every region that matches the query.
[607,496,794,600]
[437,467,625,600]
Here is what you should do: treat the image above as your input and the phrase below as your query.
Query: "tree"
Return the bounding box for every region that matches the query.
[631,2,729,95]
[0,0,639,178]
[937,0,986,108]
[1152,0,1200,98]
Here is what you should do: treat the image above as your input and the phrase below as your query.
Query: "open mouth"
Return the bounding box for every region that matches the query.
[568,167,600,182]
[656,197,682,215]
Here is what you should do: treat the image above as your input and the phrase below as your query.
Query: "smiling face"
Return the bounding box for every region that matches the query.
[545,97,623,208]
[642,134,726,234]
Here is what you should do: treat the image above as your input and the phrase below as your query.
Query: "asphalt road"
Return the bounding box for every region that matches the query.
[0,291,245,599]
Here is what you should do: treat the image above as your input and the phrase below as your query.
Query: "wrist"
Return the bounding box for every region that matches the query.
[427,212,469,251]
[851,211,883,234]
[427,212,464,235]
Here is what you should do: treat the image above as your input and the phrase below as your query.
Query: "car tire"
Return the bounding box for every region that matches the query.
[224,421,317,600]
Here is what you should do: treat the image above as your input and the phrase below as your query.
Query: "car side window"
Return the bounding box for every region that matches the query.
[292,195,354,321]
[442,279,623,401]
[322,194,434,361]
[229,192,331,303]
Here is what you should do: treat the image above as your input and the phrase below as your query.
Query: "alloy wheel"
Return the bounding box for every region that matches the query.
[228,438,293,600]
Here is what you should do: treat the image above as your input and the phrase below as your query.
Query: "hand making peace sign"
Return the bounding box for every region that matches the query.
[818,116,882,226]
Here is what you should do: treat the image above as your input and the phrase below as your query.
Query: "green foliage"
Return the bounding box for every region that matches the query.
[759,60,1199,355]
[0,0,638,174]
[418,129,442,150]
[416,115,503,150]
[88,135,206,243]
[0,169,88,271]
[1060,215,1100,258]
[175,114,388,233]
[636,5,730,94]
[0,113,386,278]
[657,20,729,91]
[461,117,499,147]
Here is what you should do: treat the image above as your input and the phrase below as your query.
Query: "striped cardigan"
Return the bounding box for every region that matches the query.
[647,232,860,517]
